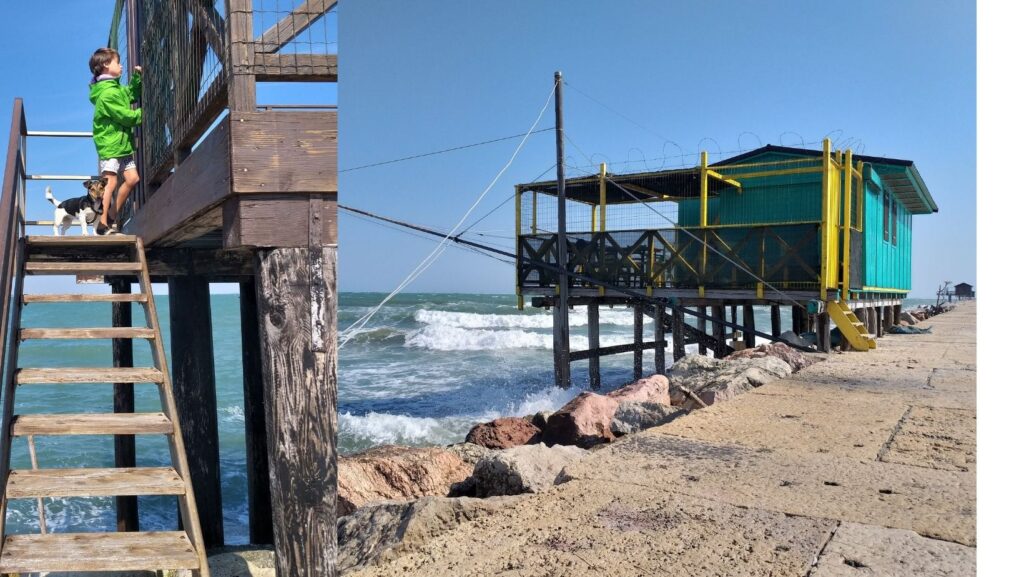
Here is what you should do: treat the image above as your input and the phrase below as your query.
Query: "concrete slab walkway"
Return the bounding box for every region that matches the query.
[349,302,977,576]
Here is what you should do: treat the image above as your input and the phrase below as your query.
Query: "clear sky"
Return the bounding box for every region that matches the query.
[0,1,335,294]
[340,0,976,298]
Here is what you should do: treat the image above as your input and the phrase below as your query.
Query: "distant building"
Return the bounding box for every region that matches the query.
[954,283,975,299]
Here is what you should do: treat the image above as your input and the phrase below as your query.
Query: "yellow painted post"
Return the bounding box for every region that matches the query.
[857,160,865,230]
[699,152,708,298]
[700,151,709,228]
[843,150,853,301]
[599,163,607,232]
[591,205,596,232]
[820,139,831,300]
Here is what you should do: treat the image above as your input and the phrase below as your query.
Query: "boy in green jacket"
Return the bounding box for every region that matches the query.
[88,47,142,235]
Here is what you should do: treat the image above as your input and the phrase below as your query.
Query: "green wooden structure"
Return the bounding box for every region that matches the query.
[514,139,938,385]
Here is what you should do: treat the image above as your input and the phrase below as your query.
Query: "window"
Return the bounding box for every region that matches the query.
[883,192,890,242]
[892,198,898,246]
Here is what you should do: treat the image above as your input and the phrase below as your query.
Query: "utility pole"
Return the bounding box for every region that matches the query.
[554,71,571,388]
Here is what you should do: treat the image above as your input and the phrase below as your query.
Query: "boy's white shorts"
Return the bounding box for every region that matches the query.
[98,155,137,176]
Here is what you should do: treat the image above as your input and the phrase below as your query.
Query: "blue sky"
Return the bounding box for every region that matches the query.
[340,0,976,297]
[1,2,976,298]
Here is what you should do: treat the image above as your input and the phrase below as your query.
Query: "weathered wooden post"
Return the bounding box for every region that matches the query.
[712,305,726,358]
[672,308,685,361]
[587,303,600,389]
[240,278,272,545]
[770,304,781,338]
[169,275,224,547]
[742,304,756,349]
[698,306,708,355]
[654,304,666,373]
[633,304,644,379]
[111,278,138,532]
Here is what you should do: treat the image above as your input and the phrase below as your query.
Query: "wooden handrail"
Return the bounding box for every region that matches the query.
[1,98,27,371]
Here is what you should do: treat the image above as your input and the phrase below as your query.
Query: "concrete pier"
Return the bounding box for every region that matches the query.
[350,302,977,576]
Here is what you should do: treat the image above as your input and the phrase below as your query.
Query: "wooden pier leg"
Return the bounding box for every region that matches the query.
[255,247,338,576]
[552,300,570,388]
[654,304,666,374]
[240,278,273,545]
[817,313,832,353]
[633,304,644,380]
[875,307,884,338]
[791,305,802,334]
[698,306,708,355]
[883,306,893,333]
[742,304,756,349]
[672,308,685,362]
[111,278,138,532]
[865,305,876,336]
[168,276,224,548]
[712,305,726,358]
[729,305,738,344]
[894,303,903,325]
[587,303,600,390]
[770,304,781,338]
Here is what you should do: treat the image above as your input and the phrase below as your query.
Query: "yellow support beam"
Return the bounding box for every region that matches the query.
[843,149,853,301]
[713,166,822,181]
[700,151,709,228]
[705,169,742,189]
[857,160,865,230]
[820,138,831,300]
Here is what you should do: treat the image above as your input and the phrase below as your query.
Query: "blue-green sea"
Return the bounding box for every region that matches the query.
[3,292,934,543]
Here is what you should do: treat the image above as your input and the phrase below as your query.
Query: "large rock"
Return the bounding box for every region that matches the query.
[337,445,473,516]
[726,342,821,371]
[901,311,919,325]
[445,441,495,467]
[610,401,685,436]
[465,417,541,449]
[607,375,671,405]
[338,495,522,573]
[466,443,589,497]
[667,356,792,410]
[541,392,621,448]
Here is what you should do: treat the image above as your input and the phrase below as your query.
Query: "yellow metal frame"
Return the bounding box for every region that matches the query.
[842,150,853,300]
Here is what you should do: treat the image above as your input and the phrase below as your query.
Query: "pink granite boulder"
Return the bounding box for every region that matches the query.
[607,375,671,405]
[465,417,542,449]
[337,445,473,516]
[726,342,821,371]
[541,392,621,448]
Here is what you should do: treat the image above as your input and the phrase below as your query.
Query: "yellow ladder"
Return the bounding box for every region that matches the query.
[0,235,210,575]
[826,300,876,351]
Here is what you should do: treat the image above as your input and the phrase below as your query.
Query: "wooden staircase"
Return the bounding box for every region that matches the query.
[0,235,210,575]
[826,299,877,352]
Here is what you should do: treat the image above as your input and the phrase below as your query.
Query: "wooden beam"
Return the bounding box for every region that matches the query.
[672,309,685,361]
[168,276,223,547]
[253,0,338,53]
[186,0,226,63]
[568,340,668,361]
[111,278,138,533]
[742,304,756,349]
[587,304,600,390]
[255,247,338,575]
[240,278,273,545]
[253,53,337,82]
[698,306,708,355]
[145,248,255,277]
[654,304,666,374]
[230,111,337,194]
[223,194,338,249]
[633,305,644,380]
[770,304,781,338]
[711,305,726,358]
[227,0,256,111]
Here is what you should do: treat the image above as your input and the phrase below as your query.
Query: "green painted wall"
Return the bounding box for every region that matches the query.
[861,165,912,291]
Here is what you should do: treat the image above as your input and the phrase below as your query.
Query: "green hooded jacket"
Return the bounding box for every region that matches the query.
[90,71,142,160]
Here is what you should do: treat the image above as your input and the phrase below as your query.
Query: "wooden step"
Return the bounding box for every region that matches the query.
[20,327,156,340]
[0,531,198,572]
[16,367,164,384]
[24,262,141,276]
[24,293,148,303]
[11,413,173,436]
[26,235,137,247]
[6,467,185,498]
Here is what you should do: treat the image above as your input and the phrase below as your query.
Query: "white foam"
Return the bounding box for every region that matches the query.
[340,411,466,447]
[414,308,643,330]
[404,324,636,351]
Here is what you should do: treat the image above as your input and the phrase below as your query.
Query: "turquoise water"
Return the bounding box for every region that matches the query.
[3,293,934,543]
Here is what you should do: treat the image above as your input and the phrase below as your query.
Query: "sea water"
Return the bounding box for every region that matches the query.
[2,293,934,543]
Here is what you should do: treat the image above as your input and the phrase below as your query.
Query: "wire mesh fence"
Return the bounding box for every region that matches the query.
[251,0,338,79]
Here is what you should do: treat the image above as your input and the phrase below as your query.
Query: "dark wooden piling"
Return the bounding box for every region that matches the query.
[168,276,224,547]
[883,306,893,333]
[633,305,644,380]
[729,305,738,344]
[742,305,756,349]
[654,304,666,374]
[587,303,600,389]
[712,305,726,358]
[672,309,685,361]
[240,278,273,545]
[111,278,138,532]
[894,303,903,325]
[817,313,831,353]
[875,306,884,338]
[770,304,781,338]
[255,247,338,576]
[698,306,708,355]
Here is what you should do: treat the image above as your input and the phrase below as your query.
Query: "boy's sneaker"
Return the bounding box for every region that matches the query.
[109,223,123,235]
